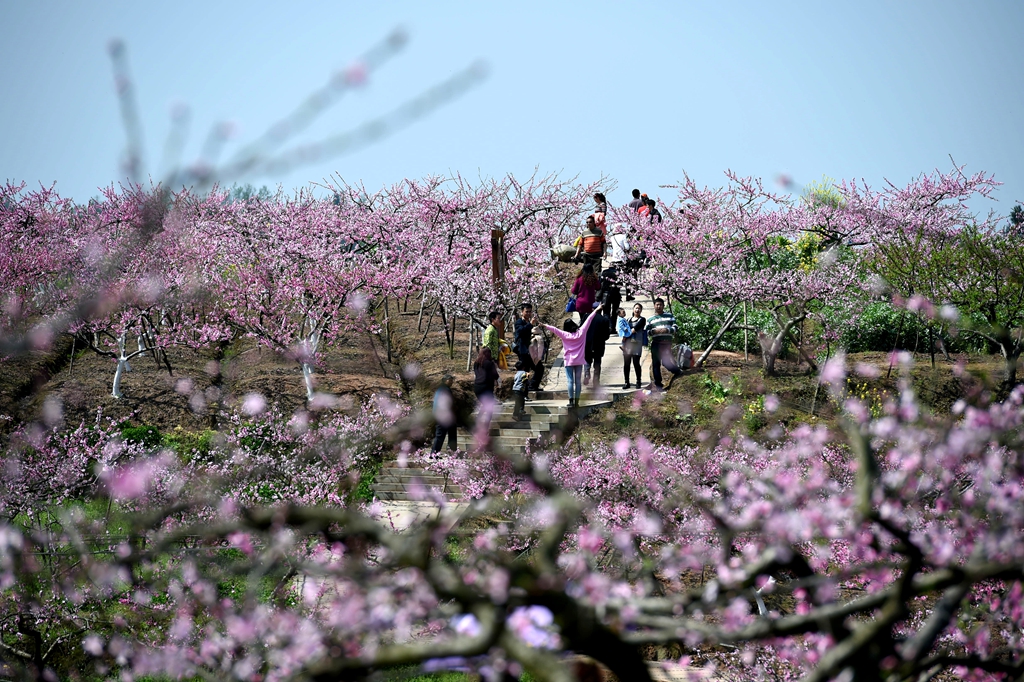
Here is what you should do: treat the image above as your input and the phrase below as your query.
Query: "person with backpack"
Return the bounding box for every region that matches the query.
[573,216,606,269]
[598,265,622,323]
[620,303,646,389]
[607,224,630,266]
[646,297,683,391]
[570,263,601,325]
[513,303,543,396]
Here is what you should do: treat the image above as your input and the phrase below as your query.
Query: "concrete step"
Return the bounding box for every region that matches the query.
[374,477,462,489]
[493,427,544,438]
[373,476,450,487]
[373,488,465,502]
[373,466,464,502]
[375,466,443,479]
[374,482,463,494]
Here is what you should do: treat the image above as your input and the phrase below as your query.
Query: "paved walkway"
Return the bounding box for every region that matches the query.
[540,281,657,397]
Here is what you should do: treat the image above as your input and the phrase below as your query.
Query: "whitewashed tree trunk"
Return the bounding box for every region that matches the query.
[301,326,322,401]
[112,332,131,398]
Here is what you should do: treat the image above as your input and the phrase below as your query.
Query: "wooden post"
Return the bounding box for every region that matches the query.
[490,229,505,291]
[743,302,748,362]
[384,296,392,363]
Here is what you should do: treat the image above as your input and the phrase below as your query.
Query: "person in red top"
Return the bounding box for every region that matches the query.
[570,263,601,325]
[593,192,608,237]
[637,193,651,218]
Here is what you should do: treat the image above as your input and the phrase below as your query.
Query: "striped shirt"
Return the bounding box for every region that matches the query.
[580,231,606,255]
[645,312,677,345]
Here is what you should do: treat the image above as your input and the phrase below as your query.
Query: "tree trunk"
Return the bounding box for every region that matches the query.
[929,324,936,369]
[383,296,393,364]
[743,302,748,361]
[1001,344,1020,391]
[759,314,806,377]
[301,328,321,401]
[695,305,741,368]
[112,332,129,398]
[758,332,777,376]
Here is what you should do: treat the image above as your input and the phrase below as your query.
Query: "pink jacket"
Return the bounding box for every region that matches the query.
[543,312,597,368]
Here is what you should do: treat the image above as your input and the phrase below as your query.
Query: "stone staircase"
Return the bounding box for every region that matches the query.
[372,465,463,501]
[373,274,659,507]
[371,392,625,505]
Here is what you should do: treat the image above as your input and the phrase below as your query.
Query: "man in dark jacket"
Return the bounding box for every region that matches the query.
[598,266,622,326]
[513,303,543,395]
[583,306,610,387]
[431,374,457,452]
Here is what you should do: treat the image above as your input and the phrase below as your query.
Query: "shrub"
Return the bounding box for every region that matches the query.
[837,301,988,354]
[671,303,776,354]
[119,424,162,448]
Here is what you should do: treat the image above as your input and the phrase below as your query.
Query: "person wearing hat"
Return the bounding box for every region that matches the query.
[637,194,651,218]
[607,223,630,265]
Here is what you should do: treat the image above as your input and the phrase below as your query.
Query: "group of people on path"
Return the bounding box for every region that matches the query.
[431,189,685,450]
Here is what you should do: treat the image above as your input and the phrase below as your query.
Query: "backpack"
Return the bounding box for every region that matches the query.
[497,342,511,371]
[676,343,693,370]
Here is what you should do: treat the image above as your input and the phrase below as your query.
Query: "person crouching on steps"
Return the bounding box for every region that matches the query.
[540,305,598,409]
[512,361,528,421]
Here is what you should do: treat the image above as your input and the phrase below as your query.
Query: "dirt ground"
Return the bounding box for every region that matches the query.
[0,288,1012,440]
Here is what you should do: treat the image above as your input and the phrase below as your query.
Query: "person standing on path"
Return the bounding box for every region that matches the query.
[471,346,501,450]
[647,298,683,391]
[598,265,622,322]
[473,347,500,402]
[584,307,610,387]
[628,188,644,212]
[573,216,606,270]
[511,361,529,421]
[571,263,601,325]
[593,192,608,237]
[513,303,543,396]
[541,311,598,409]
[637,193,651,219]
[646,197,663,224]
[620,303,646,389]
[482,310,502,358]
[607,224,630,267]
[431,374,457,452]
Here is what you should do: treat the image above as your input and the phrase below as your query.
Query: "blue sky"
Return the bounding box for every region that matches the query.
[3,1,1022,216]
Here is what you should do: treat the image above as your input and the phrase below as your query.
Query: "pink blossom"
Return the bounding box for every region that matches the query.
[819,353,846,386]
[241,393,267,416]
